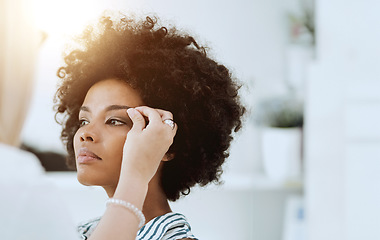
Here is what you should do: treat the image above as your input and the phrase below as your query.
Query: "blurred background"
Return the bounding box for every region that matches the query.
[1,0,380,239]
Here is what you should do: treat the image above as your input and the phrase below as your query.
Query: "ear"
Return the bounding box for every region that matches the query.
[162,153,175,162]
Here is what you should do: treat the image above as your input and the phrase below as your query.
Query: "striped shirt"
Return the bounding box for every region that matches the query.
[78,212,198,240]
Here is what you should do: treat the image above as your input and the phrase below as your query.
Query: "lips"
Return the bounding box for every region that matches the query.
[77,148,102,164]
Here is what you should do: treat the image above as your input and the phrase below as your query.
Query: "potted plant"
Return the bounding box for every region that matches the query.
[255,96,304,182]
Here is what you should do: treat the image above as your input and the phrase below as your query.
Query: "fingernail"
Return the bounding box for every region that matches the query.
[127,108,135,117]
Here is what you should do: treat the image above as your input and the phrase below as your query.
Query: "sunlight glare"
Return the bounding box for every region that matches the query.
[32,0,107,37]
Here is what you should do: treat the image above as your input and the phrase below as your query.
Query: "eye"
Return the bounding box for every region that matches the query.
[79,119,89,127]
[106,118,126,126]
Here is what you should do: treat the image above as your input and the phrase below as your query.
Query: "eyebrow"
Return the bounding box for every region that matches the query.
[79,105,132,112]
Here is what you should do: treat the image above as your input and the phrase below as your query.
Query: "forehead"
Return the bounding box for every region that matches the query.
[82,78,144,108]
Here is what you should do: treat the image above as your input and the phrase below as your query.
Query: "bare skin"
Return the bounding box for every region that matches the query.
[73,79,187,239]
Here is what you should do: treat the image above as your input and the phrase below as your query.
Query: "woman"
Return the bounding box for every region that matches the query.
[55,13,245,240]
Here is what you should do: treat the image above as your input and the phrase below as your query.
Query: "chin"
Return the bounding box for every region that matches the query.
[77,172,94,186]
[76,168,100,186]
[76,168,117,188]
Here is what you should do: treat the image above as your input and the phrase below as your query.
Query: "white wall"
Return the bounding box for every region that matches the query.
[20,1,310,239]
[47,172,302,240]
[22,0,302,175]
[305,1,380,239]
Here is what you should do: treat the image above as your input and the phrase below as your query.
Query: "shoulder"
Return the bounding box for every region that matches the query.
[137,212,198,240]
[78,217,101,239]
[77,213,198,240]
[0,143,44,179]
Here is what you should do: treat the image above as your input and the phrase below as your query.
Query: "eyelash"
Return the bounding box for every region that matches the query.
[106,119,126,126]
[79,119,89,127]
[78,118,128,127]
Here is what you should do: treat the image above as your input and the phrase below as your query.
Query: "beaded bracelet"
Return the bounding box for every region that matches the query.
[106,198,146,228]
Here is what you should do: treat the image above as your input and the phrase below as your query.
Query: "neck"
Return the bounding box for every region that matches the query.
[142,175,172,222]
[103,171,171,224]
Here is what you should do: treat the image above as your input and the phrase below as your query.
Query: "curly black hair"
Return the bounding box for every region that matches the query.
[55,13,245,201]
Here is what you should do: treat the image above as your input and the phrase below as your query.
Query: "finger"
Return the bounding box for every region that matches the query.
[134,106,162,126]
[172,120,178,134]
[162,119,176,130]
[155,109,176,132]
[127,108,146,131]
[154,109,174,121]
[135,107,177,133]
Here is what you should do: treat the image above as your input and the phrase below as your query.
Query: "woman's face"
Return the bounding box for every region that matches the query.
[73,78,144,189]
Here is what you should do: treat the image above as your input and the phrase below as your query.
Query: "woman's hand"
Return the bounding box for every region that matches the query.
[119,106,177,185]
[92,106,177,240]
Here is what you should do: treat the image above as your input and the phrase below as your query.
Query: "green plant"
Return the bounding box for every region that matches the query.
[288,1,315,45]
[255,97,304,128]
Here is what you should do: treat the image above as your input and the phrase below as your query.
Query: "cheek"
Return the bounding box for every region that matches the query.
[73,130,81,155]
[109,136,127,160]
[104,132,128,166]
[102,136,126,183]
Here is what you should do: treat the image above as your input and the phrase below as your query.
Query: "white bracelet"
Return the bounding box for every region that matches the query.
[106,198,146,228]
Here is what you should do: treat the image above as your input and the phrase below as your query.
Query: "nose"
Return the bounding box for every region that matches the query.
[79,128,98,143]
